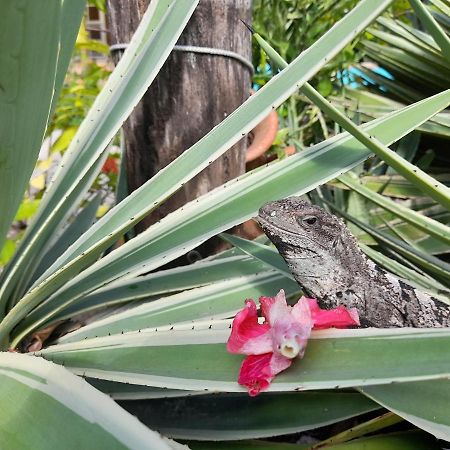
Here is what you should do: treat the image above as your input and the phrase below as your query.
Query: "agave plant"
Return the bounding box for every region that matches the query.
[1,0,450,448]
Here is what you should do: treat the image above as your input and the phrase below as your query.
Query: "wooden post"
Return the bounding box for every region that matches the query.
[107,0,252,258]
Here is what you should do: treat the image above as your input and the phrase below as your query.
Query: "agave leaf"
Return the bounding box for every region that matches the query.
[361,379,450,442]
[0,146,109,313]
[50,255,272,323]
[88,378,205,400]
[338,173,450,245]
[413,227,450,255]
[4,90,449,348]
[0,352,184,450]
[400,16,446,48]
[409,0,450,61]
[117,391,378,440]
[28,194,103,284]
[0,2,62,254]
[346,191,371,239]
[387,131,421,170]
[376,16,440,53]
[350,68,424,103]
[429,0,450,17]
[37,327,450,391]
[363,41,449,85]
[381,216,426,251]
[331,175,450,199]
[55,272,300,343]
[312,412,402,448]
[188,441,304,450]
[219,233,293,279]
[51,0,88,116]
[430,8,450,31]
[0,0,86,302]
[187,431,439,450]
[115,129,130,207]
[367,27,449,69]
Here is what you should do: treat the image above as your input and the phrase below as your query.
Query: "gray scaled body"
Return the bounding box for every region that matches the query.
[258,197,449,328]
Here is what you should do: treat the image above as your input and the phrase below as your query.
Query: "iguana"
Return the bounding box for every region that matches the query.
[258,197,450,328]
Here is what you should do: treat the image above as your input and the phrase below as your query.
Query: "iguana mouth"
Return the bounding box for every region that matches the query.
[287,253,322,260]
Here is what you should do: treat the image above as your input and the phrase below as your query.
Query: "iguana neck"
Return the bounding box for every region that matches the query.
[276,232,376,298]
[271,233,403,327]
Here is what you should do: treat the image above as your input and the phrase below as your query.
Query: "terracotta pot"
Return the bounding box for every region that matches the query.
[243,113,297,238]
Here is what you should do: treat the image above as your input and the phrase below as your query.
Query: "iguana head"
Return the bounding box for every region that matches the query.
[258,197,369,297]
[258,198,348,254]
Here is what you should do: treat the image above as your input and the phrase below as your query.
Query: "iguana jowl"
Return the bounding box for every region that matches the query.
[258,197,450,328]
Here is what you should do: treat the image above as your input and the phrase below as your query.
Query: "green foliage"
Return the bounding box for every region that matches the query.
[88,0,106,12]
[252,0,360,83]
[252,0,365,149]
[359,16,450,101]
[49,61,111,133]
[48,19,111,135]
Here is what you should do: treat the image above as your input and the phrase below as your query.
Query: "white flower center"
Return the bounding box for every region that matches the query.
[280,340,301,358]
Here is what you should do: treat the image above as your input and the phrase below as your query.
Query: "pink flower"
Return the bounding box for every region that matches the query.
[227,290,359,396]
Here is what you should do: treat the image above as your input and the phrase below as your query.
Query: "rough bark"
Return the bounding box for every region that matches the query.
[106,0,252,258]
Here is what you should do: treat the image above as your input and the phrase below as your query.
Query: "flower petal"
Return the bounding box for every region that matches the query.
[260,289,289,326]
[238,352,292,396]
[291,297,314,332]
[227,300,273,355]
[306,298,360,329]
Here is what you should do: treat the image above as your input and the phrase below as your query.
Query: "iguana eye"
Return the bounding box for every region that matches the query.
[301,215,318,226]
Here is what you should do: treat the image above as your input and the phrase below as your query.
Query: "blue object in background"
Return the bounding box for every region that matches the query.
[253,61,394,93]
[338,66,394,91]
[252,63,272,91]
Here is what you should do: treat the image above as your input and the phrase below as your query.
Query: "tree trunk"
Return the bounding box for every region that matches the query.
[106,0,252,259]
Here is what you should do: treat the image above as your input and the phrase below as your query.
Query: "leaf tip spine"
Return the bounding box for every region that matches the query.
[240,19,255,34]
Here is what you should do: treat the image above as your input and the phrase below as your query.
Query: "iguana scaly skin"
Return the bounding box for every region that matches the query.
[258,197,450,328]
